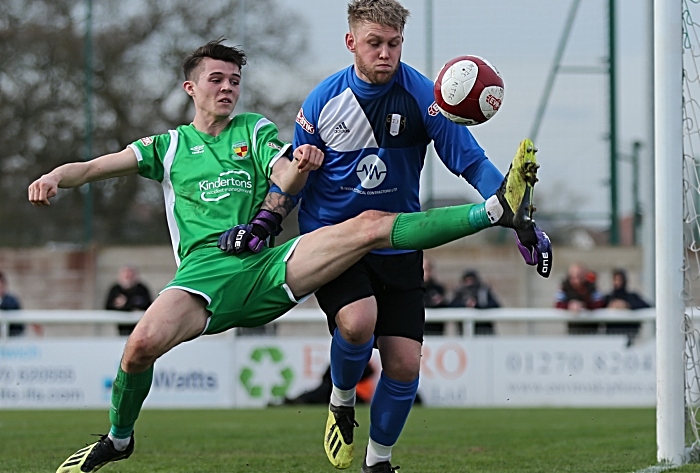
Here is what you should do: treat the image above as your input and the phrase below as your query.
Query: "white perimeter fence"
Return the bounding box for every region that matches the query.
[0,308,659,409]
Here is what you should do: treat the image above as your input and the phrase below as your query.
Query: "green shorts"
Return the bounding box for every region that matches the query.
[163,237,307,335]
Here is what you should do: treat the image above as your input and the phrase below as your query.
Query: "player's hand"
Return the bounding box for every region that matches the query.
[568,300,584,312]
[514,224,552,278]
[217,210,283,254]
[293,144,324,173]
[218,224,262,254]
[112,294,128,309]
[28,174,60,206]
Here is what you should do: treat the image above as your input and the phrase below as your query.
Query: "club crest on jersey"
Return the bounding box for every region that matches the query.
[139,136,154,146]
[385,114,406,137]
[428,102,441,117]
[232,141,249,159]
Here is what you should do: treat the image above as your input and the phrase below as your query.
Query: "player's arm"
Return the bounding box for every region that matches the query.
[259,185,299,221]
[251,143,324,235]
[269,144,324,196]
[28,148,139,206]
[460,158,503,199]
[218,145,324,254]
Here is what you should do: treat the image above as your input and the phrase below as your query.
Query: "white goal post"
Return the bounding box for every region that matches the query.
[652,0,700,465]
[655,0,685,465]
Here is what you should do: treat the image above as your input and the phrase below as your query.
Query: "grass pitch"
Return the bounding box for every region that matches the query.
[2,406,700,472]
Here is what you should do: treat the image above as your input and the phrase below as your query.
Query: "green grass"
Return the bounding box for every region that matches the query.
[2,406,700,472]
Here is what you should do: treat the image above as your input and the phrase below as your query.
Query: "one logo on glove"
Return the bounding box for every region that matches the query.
[539,250,551,276]
[515,226,553,278]
[234,228,247,252]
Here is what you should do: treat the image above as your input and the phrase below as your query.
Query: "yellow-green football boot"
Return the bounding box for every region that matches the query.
[56,434,133,472]
[324,404,358,469]
[489,138,539,230]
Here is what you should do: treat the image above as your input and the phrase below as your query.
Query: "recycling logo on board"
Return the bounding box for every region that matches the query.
[239,346,294,398]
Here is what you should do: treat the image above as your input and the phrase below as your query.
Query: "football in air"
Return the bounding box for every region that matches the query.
[433,55,504,126]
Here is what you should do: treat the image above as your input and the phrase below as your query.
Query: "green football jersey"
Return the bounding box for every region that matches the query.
[129,113,291,265]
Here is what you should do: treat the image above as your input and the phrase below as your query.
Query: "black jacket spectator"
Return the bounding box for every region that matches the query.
[105,283,152,312]
[0,271,24,336]
[603,269,650,344]
[423,258,447,308]
[449,270,500,309]
[448,269,500,335]
[604,269,651,310]
[105,266,152,336]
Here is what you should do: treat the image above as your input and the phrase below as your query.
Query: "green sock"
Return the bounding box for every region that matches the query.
[390,202,491,250]
[109,365,153,439]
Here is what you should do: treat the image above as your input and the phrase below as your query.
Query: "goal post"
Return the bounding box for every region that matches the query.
[656,0,686,465]
[660,0,700,465]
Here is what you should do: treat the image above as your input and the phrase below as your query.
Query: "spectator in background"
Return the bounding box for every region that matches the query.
[448,269,500,335]
[105,266,153,336]
[279,362,376,406]
[555,263,606,312]
[604,268,651,344]
[0,271,23,336]
[555,262,606,335]
[605,268,651,310]
[423,257,447,309]
[422,257,448,336]
[449,269,501,309]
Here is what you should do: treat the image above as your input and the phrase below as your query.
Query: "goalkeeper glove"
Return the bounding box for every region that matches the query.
[218,209,283,254]
[514,224,552,278]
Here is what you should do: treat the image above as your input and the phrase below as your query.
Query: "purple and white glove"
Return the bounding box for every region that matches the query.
[218,209,283,254]
[514,224,552,278]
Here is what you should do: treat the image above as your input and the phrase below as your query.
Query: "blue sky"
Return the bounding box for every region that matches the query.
[278,0,655,225]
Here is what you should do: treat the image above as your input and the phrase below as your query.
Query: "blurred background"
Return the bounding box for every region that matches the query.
[0,0,656,309]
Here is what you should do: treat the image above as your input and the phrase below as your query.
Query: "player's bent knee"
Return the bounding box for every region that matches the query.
[122,332,161,370]
[337,320,375,344]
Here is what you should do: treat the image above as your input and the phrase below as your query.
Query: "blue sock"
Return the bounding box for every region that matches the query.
[330,327,374,390]
[369,372,419,446]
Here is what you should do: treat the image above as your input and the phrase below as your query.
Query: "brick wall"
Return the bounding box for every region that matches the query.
[0,246,97,310]
[0,243,650,310]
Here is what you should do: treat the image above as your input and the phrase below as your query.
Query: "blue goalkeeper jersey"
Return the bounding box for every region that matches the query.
[293,62,501,254]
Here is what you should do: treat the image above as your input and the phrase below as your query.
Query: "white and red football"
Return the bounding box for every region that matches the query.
[433,55,504,126]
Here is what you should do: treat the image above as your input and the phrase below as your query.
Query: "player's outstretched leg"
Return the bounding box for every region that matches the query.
[489,138,539,230]
[56,434,134,473]
[389,138,540,253]
[324,404,358,469]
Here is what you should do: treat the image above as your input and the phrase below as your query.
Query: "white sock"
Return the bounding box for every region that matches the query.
[108,432,131,451]
[330,385,356,407]
[366,438,392,466]
[485,194,503,224]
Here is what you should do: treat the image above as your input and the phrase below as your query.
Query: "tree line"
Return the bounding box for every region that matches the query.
[0,0,310,246]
